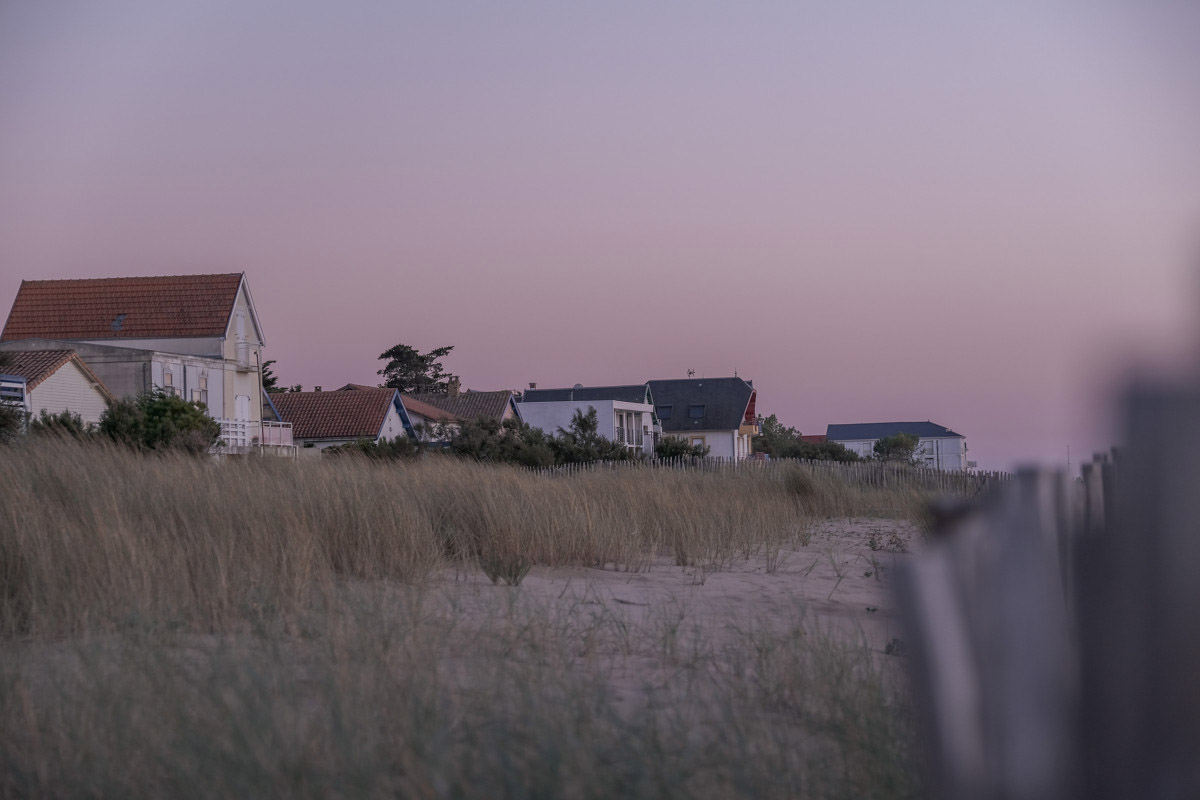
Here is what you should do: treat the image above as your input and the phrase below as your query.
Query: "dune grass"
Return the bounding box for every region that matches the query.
[0,440,928,798]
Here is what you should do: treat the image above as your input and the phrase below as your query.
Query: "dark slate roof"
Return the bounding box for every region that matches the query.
[521,384,652,404]
[404,389,515,423]
[646,377,755,433]
[272,388,397,440]
[826,421,964,440]
[2,274,244,341]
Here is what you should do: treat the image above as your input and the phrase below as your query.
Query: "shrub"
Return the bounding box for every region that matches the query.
[28,409,90,439]
[655,436,710,459]
[98,391,220,453]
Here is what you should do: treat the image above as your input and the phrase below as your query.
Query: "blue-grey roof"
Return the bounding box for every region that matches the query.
[826,421,964,440]
[521,384,652,405]
[647,377,755,433]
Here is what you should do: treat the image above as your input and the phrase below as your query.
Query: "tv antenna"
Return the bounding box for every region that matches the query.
[687,369,696,378]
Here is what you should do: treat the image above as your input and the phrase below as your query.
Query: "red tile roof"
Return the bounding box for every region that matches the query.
[800,435,826,444]
[271,388,398,441]
[2,274,244,341]
[404,389,515,423]
[1,348,113,398]
[400,395,462,423]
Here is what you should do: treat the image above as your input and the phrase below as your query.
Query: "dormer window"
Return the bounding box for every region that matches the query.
[688,404,705,419]
[656,405,672,420]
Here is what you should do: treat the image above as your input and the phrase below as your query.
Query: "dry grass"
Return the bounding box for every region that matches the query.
[0,440,931,798]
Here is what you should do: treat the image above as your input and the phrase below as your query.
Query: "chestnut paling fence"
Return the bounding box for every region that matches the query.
[894,380,1200,800]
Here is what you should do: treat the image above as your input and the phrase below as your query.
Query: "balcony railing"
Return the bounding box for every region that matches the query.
[217,419,294,449]
[614,427,645,447]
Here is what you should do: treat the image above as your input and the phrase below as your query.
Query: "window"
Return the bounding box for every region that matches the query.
[691,436,706,448]
[688,404,705,419]
[163,371,178,397]
[656,405,672,420]
[191,375,208,406]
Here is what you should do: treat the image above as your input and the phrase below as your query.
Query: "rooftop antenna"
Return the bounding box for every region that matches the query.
[687,369,696,378]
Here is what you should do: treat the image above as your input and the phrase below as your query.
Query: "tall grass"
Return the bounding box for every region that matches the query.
[0,440,928,798]
[0,440,930,637]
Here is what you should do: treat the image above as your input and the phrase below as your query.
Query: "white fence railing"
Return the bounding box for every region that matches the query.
[217,419,294,448]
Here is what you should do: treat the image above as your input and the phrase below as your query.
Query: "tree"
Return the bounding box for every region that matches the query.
[655,436,710,459]
[550,408,637,464]
[98,391,220,454]
[873,432,921,464]
[753,414,859,462]
[378,343,454,393]
[446,416,555,467]
[262,360,280,392]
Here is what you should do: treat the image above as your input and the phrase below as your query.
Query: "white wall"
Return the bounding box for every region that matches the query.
[666,429,737,459]
[27,361,109,426]
[518,399,656,454]
[831,436,968,469]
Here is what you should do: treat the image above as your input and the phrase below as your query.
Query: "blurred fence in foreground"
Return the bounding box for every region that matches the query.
[896,381,1200,800]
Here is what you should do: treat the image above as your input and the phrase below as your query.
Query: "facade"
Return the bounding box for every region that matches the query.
[826,421,968,470]
[0,348,112,427]
[0,273,289,450]
[271,387,412,452]
[646,377,759,460]
[519,384,659,456]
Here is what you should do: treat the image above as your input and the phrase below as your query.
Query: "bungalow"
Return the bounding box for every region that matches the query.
[646,377,759,460]
[0,273,289,449]
[519,383,659,456]
[271,387,412,452]
[404,379,520,427]
[826,421,968,470]
[336,383,463,442]
[0,348,113,427]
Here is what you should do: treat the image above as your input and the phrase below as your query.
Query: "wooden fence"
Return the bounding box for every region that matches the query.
[895,380,1200,799]
[529,456,1010,496]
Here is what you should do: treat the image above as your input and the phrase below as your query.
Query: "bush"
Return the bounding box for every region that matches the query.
[326,436,423,460]
[29,409,90,439]
[98,391,220,453]
[655,437,710,459]
[0,403,24,445]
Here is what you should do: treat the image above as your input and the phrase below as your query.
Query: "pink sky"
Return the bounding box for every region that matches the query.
[2,2,1198,470]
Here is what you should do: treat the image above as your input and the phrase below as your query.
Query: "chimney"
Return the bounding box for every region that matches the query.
[447,376,460,397]
[314,386,322,392]
[529,382,537,389]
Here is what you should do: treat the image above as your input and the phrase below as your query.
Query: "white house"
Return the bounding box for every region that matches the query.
[826,421,968,470]
[0,273,291,450]
[646,377,760,460]
[272,387,412,453]
[0,348,113,427]
[519,384,659,456]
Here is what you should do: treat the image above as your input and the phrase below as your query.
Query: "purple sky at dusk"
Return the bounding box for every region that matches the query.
[2,2,1198,469]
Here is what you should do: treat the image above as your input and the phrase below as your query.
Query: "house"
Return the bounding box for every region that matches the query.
[519,383,660,456]
[826,421,968,469]
[336,383,463,442]
[404,379,520,427]
[0,348,113,427]
[646,377,759,460]
[271,387,412,452]
[0,273,290,450]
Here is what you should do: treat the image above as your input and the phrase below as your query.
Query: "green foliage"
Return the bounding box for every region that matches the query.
[326,435,423,460]
[655,436,711,459]
[99,391,220,453]
[550,408,637,464]
[753,414,859,462]
[261,360,280,392]
[446,417,555,467]
[0,404,23,444]
[29,409,90,439]
[377,343,454,393]
[873,432,921,464]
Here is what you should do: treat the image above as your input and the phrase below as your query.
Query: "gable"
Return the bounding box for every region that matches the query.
[2,274,245,342]
[647,377,754,433]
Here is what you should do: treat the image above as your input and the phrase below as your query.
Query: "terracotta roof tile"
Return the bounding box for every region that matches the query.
[2,274,244,341]
[0,348,113,398]
[404,389,514,423]
[399,395,462,423]
[272,388,398,441]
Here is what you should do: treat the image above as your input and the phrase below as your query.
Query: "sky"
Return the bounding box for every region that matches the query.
[1,1,1198,470]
